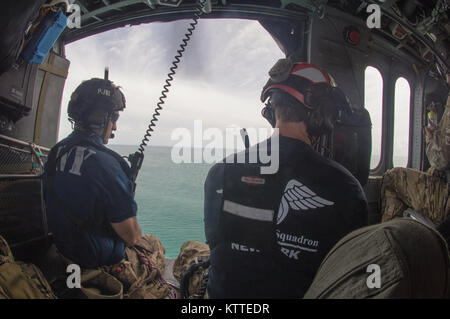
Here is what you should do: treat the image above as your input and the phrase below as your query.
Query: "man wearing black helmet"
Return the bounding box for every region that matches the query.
[203,59,368,298]
[44,77,175,299]
[44,77,143,270]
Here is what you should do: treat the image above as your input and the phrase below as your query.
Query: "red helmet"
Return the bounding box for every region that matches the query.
[261,61,332,109]
[261,59,352,135]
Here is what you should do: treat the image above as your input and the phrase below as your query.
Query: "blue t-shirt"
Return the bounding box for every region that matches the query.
[43,131,137,268]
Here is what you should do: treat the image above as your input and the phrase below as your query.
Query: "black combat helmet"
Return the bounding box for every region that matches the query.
[67,78,126,128]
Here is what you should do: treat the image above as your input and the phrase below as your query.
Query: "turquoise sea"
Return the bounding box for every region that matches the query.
[109,145,214,258]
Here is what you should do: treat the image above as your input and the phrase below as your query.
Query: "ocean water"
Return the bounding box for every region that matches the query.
[109,145,214,258]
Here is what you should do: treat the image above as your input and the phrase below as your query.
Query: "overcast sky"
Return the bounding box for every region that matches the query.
[58,19,283,148]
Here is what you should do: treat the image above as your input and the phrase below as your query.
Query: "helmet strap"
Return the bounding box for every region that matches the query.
[99,113,112,144]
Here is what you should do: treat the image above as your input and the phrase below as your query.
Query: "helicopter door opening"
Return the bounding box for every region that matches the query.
[56,18,288,258]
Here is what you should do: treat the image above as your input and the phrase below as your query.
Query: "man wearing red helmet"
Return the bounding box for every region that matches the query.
[203,59,368,298]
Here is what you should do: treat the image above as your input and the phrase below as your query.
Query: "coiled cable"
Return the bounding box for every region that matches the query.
[137,0,207,155]
[127,0,209,190]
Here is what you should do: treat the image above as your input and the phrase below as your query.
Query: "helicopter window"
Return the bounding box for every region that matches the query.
[364,66,383,170]
[393,77,411,168]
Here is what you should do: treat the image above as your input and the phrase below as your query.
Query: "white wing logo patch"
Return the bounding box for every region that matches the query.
[277,179,334,225]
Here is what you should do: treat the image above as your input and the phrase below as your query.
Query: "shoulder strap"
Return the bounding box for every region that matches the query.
[46,136,125,238]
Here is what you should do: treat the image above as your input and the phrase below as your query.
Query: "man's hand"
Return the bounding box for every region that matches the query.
[111,217,142,247]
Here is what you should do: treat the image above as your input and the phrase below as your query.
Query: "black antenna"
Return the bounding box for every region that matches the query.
[104,67,109,80]
[240,128,250,149]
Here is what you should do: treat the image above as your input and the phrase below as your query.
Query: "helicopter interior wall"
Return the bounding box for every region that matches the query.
[0,39,68,262]
[2,46,69,148]
[308,10,367,109]
[308,9,427,224]
[258,18,306,59]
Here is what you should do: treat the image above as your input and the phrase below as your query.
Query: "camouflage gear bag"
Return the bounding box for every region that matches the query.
[381,167,449,224]
[173,241,210,299]
[80,269,123,299]
[304,218,449,299]
[0,235,56,299]
[105,234,175,299]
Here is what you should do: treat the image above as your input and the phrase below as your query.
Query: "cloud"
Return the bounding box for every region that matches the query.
[58,19,283,147]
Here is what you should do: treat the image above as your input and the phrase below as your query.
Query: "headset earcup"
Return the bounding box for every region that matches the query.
[307,109,323,135]
[262,105,276,128]
[307,106,335,137]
